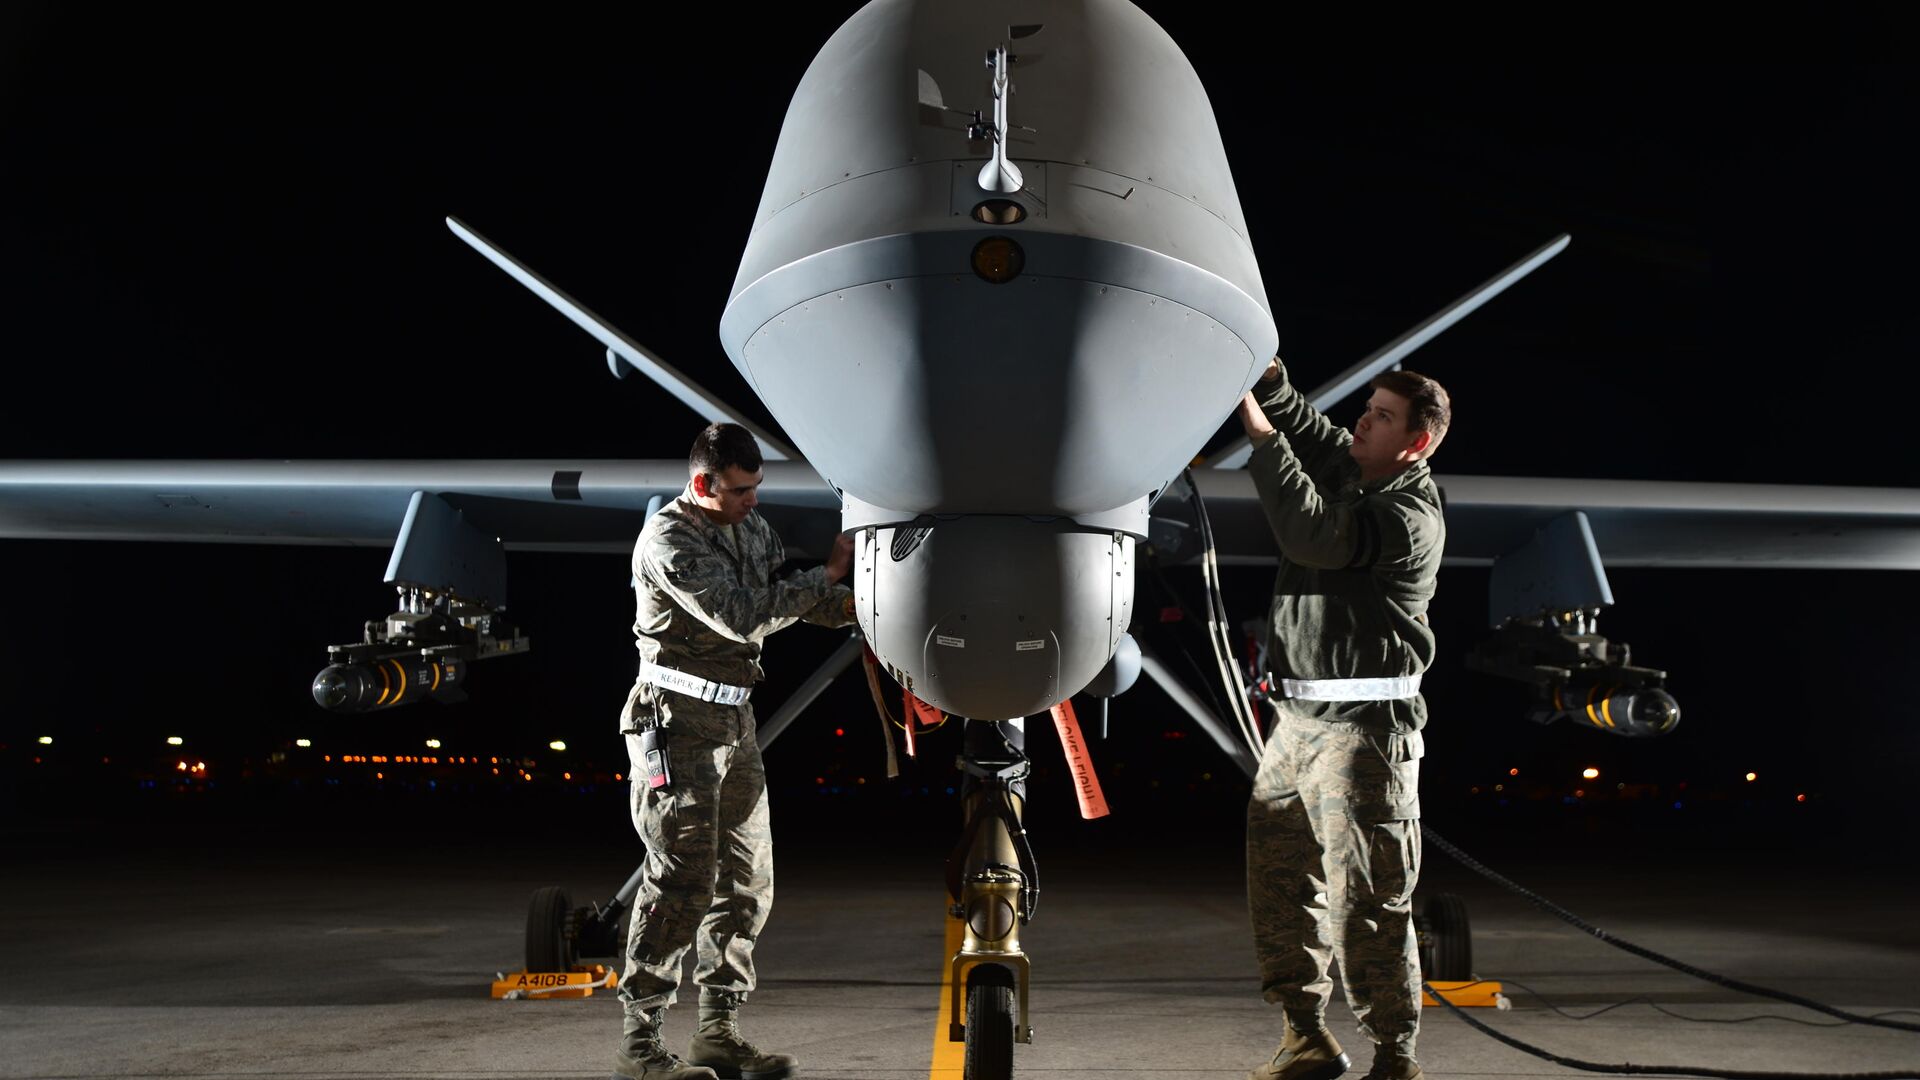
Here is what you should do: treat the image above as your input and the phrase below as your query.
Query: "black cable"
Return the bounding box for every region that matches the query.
[1421,827,1920,1034]
[1426,983,1920,1079]
[1183,467,1263,758]
[1141,556,1239,725]
[1496,976,1911,1029]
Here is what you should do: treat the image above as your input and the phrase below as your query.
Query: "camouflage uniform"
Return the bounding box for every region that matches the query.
[617,486,854,1022]
[1243,361,1445,1060]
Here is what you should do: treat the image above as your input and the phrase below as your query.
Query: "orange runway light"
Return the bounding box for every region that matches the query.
[1581,767,1600,780]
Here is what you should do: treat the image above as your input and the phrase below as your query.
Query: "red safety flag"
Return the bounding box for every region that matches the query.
[1048,700,1110,819]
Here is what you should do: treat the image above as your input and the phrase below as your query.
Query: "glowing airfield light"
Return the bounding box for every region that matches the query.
[38,736,53,745]
[166,736,184,746]
[1796,793,1807,803]
[1745,772,1758,782]
[176,761,188,771]
[426,739,442,749]
[1508,768,1519,776]
[1582,767,1600,780]
[549,741,567,752]
[614,773,623,781]
[296,739,312,748]
[563,772,572,781]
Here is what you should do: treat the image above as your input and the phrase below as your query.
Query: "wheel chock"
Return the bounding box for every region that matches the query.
[492,964,616,1000]
[1422,980,1508,1008]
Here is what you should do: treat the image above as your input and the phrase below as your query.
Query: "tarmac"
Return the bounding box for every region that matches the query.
[4,791,1918,1080]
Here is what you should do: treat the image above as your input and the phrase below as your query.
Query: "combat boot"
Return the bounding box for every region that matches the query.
[1360,1050,1422,1080]
[613,1010,719,1080]
[686,1001,797,1080]
[1249,1020,1351,1080]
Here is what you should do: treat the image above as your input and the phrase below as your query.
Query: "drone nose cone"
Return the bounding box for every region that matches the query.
[312,666,350,711]
[1632,688,1681,735]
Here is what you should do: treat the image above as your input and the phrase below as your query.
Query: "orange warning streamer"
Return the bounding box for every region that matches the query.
[1048,700,1109,819]
[903,689,942,758]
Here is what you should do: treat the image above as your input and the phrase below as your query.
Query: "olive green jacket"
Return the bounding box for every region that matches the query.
[1247,361,1445,734]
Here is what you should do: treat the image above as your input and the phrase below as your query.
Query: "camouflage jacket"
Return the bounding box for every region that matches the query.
[619,486,855,745]
[1247,360,1446,735]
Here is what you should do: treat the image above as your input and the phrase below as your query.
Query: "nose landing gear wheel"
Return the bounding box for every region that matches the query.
[964,965,1016,1080]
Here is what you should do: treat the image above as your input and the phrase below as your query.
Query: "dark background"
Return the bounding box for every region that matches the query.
[2,4,1917,865]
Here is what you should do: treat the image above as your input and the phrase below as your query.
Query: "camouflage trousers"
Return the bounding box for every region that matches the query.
[1248,709,1424,1056]
[618,723,773,1017]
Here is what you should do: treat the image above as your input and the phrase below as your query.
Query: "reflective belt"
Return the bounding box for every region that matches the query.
[1278,674,1422,702]
[640,660,752,706]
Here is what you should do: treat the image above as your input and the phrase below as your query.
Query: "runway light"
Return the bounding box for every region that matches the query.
[549,741,566,752]
[38,736,53,745]
[1745,772,1758,782]
[296,739,312,748]
[614,773,622,781]
[1508,768,1519,776]
[563,772,572,780]
[1494,784,1504,792]
[1582,767,1600,780]
[834,728,845,737]
[324,755,331,762]
[491,756,499,764]
[426,739,442,749]
[376,771,384,779]
[176,761,187,771]
[1796,793,1807,803]
[166,736,184,746]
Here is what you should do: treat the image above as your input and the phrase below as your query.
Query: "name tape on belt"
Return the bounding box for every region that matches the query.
[640,661,751,705]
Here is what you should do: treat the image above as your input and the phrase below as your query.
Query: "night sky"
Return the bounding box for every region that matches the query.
[3,3,1918,843]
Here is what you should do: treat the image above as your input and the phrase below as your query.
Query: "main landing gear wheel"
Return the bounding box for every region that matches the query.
[964,964,1016,1080]
[525,885,577,972]
[1417,892,1472,981]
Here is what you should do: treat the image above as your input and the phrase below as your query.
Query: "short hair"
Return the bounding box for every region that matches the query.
[688,422,764,482]
[1371,369,1451,454]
